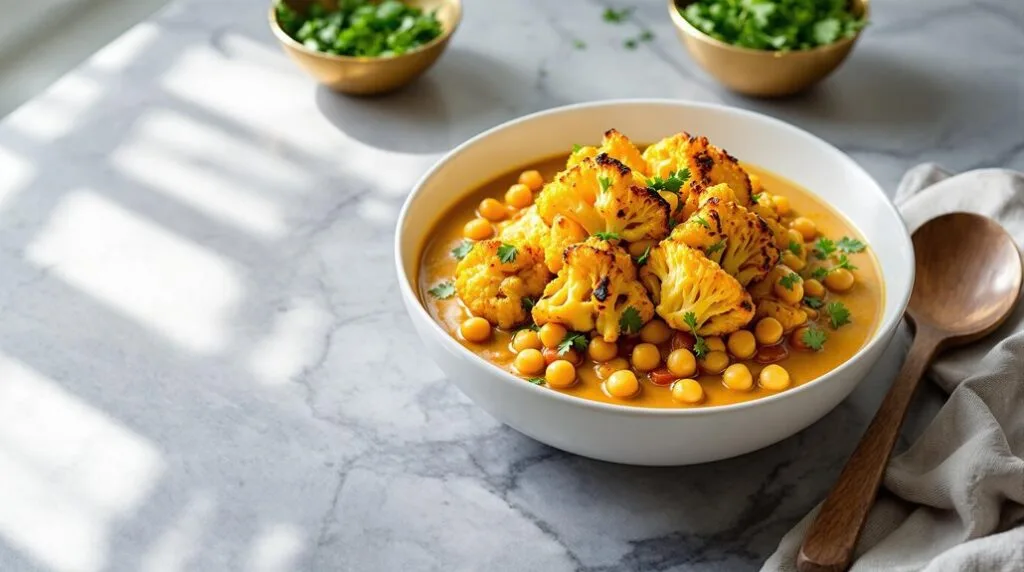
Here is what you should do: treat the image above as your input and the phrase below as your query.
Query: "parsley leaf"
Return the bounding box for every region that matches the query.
[451,240,473,261]
[810,267,831,280]
[571,143,583,153]
[557,332,589,355]
[602,7,633,23]
[787,240,802,255]
[835,254,858,271]
[598,175,612,193]
[521,297,537,312]
[801,326,828,351]
[814,237,836,260]
[428,281,455,299]
[682,311,709,358]
[706,239,726,256]
[497,243,518,264]
[619,306,643,335]
[593,231,621,241]
[803,296,825,309]
[779,272,802,290]
[826,301,851,329]
[635,245,651,266]
[526,377,546,385]
[837,236,866,253]
[693,215,711,229]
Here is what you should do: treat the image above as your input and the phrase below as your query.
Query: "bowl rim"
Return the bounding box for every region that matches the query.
[667,0,870,57]
[394,98,913,418]
[268,0,462,63]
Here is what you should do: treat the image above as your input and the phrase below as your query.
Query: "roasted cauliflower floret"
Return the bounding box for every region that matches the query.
[545,215,588,272]
[639,241,754,336]
[454,240,549,329]
[671,193,780,286]
[537,154,669,242]
[532,238,654,342]
[756,299,808,332]
[566,129,647,176]
[643,132,753,218]
[498,205,549,253]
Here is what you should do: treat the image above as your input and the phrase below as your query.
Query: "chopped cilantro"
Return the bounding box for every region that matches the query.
[801,326,828,351]
[639,29,655,41]
[693,215,711,229]
[679,0,866,51]
[451,240,473,261]
[751,193,762,204]
[557,332,589,355]
[619,306,643,335]
[835,254,858,271]
[602,7,633,23]
[526,377,546,385]
[826,301,851,329]
[572,39,587,50]
[624,38,638,50]
[693,337,709,359]
[598,175,612,193]
[803,296,825,309]
[814,237,836,260]
[810,267,831,280]
[837,236,866,253]
[682,311,709,358]
[779,272,802,290]
[593,231,621,241]
[787,240,802,255]
[521,297,537,312]
[635,245,651,266]
[497,243,518,264]
[648,168,691,194]
[427,281,455,299]
[706,239,726,256]
[571,143,583,153]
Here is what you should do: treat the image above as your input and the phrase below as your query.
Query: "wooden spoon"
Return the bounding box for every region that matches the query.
[797,212,1023,572]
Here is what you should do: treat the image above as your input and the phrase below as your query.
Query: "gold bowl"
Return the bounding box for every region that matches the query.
[269,0,461,95]
[668,0,868,97]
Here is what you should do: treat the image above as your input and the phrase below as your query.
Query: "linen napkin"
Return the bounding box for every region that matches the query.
[762,165,1024,571]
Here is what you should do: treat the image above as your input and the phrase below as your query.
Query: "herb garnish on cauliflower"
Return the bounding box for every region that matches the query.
[454,240,549,329]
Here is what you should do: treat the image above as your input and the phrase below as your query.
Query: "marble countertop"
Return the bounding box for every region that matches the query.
[0,0,1021,570]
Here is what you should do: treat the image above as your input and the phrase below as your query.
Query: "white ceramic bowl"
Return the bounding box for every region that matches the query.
[395,100,913,466]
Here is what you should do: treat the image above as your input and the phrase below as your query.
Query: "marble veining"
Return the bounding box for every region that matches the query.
[0,0,1021,570]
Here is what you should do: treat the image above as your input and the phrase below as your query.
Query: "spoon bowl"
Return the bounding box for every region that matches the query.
[908,212,1022,343]
[799,211,1022,572]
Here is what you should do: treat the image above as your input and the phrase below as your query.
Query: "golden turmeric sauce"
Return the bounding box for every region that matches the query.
[418,155,883,408]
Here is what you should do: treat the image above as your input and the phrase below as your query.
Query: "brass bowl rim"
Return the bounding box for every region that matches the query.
[667,0,869,57]
[268,0,462,64]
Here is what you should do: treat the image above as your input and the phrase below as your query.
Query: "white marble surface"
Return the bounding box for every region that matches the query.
[0,0,1021,570]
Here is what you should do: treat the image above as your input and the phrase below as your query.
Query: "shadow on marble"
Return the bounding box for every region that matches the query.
[315,48,564,155]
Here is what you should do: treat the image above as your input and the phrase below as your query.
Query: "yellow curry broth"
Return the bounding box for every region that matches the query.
[418,156,882,408]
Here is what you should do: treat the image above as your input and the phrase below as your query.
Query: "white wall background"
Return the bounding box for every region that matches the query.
[0,0,169,118]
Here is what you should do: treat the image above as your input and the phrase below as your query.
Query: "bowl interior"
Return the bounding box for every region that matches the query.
[397,100,913,412]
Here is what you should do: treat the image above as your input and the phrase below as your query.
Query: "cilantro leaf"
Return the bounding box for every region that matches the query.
[779,272,802,290]
[497,243,518,264]
[571,143,583,153]
[826,301,851,329]
[693,215,711,229]
[619,306,643,335]
[814,237,837,260]
[451,240,473,261]
[521,297,537,312]
[602,7,633,23]
[427,281,455,299]
[803,296,825,309]
[835,254,858,271]
[557,332,589,355]
[598,175,612,193]
[635,245,651,266]
[593,231,621,241]
[787,240,802,255]
[750,193,762,204]
[801,326,828,351]
[837,236,866,253]
[706,239,726,256]
[526,377,546,385]
[810,267,831,280]
[692,336,709,359]
[683,311,700,333]
[682,311,709,358]
[679,0,866,51]
[648,168,691,194]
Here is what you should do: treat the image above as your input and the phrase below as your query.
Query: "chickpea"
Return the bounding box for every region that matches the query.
[772,194,791,215]
[478,198,508,222]
[640,319,672,345]
[705,336,726,353]
[505,184,533,209]
[512,329,542,352]
[545,360,576,388]
[667,348,697,378]
[660,191,679,215]
[539,323,567,349]
[722,363,754,391]
[544,347,580,365]
[460,317,491,343]
[790,217,818,241]
[671,378,704,404]
[588,338,618,363]
[605,370,640,398]
[596,357,629,380]
[755,317,784,346]
[519,170,544,192]
[727,330,757,360]
[700,350,730,374]
[804,278,825,298]
[804,307,819,320]
[463,218,493,240]
[631,343,661,372]
[774,275,804,305]
[514,349,545,375]
[759,364,791,391]
[825,268,855,292]
[787,228,805,249]
[628,239,655,258]
[781,251,805,271]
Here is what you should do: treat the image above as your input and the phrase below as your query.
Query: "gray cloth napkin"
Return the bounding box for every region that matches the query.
[763,165,1024,571]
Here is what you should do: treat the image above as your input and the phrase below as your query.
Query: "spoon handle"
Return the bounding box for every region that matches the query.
[797,326,943,572]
